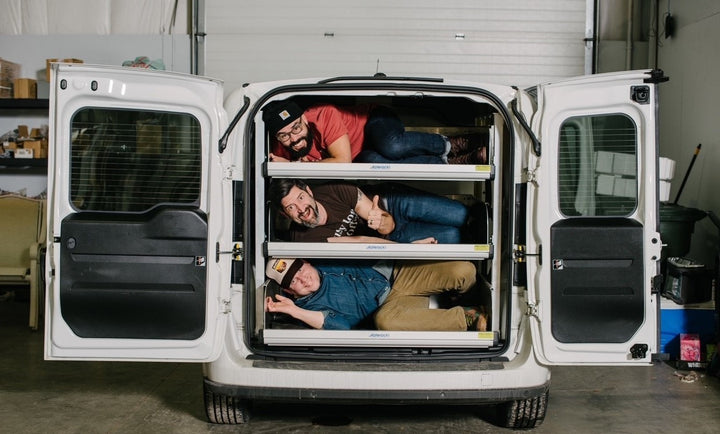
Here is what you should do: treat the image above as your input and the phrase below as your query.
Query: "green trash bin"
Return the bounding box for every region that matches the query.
[659,203,707,258]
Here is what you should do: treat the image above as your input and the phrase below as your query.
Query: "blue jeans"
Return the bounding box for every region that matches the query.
[371,184,468,244]
[355,107,448,164]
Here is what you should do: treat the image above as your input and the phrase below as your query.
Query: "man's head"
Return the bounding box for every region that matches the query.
[265,258,320,297]
[268,179,322,228]
[262,100,312,160]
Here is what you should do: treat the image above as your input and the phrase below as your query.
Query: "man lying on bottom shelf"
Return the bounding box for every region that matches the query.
[265,258,488,331]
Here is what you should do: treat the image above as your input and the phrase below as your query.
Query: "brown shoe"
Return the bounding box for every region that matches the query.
[448,146,488,165]
[463,306,488,331]
[448,133,488,157]
[448,135,472,156]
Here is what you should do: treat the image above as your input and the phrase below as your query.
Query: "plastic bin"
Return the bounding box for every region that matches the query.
[659,203,706,258]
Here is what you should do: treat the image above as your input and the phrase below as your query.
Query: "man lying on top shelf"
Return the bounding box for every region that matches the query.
[268,179,478,244]
[265,257,488,331]
[262,100,487,165]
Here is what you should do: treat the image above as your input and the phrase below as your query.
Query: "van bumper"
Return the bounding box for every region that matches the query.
[204,376,549,404]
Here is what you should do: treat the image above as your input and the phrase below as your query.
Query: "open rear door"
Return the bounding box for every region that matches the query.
[528,70,664,365]
[45,64,230,361]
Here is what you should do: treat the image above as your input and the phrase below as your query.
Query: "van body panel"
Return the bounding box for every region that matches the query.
[528,70,661,365]
[45,64,230,361]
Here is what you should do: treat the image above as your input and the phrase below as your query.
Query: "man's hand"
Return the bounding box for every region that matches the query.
[411,237,438,244]
[269,153,290,162]
[265,294,326,329]
[367,195,395,235]
[265,294,296,314]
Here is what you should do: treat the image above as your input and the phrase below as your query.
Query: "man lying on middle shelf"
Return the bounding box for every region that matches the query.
[269,179,480,244]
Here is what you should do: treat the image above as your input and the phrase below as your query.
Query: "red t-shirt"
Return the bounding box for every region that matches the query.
[270,105,371,162]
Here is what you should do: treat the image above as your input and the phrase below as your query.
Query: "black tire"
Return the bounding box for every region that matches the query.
[203,383,251,424]
[497,390,548,429]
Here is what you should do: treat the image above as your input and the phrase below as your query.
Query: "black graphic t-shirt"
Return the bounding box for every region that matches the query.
[289,183,379,242]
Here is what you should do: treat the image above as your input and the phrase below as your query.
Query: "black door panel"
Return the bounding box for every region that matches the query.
[550,218,644,343]
[59,208,208,339]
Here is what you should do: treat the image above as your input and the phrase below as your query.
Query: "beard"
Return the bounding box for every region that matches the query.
[288,128,314,160]
[297,202,321,228]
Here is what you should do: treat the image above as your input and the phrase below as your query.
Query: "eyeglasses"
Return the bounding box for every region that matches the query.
[275,119,303,143]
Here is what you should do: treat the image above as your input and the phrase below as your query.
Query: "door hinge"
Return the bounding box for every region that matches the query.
[514,244,541,264]
[220,298,231,314]
[224,165,236,180]
[526,301,539,319]
[523,167,538,186]
[216,242,243,262]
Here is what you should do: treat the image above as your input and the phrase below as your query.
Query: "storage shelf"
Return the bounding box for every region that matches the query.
[265,162,494,181]
[0,158,47,168]
[0,99,49,110]
[262,329,498,347]
[266,242,492,260]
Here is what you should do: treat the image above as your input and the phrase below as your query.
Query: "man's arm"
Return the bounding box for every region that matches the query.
[327,235,437,244]
[311,134,353,163]
[354,189,396,235]
[265,294,325,329]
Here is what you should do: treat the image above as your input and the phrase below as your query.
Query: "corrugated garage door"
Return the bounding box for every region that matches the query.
[200,0,592,92]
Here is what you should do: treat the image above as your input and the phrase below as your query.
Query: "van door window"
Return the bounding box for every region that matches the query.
[557,114,637,217]
[69,108,202,212]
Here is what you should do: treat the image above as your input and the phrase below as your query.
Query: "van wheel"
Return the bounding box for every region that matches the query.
[497,390,548,429]
[204,384,251,424]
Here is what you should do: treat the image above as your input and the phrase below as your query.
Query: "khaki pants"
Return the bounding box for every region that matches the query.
[374,261,476,331]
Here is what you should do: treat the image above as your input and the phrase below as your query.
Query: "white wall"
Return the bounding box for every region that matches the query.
[203,0,591,93]
[657,1,720,265]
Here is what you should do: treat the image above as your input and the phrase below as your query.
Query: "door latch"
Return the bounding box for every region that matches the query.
[216,242,243,262]
[630,343,648,359]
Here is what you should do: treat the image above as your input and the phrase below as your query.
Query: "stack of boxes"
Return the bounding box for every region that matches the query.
[3,125,48,159]
[0,58,22,99]
[0,57,80,160]
[595,150,636,198]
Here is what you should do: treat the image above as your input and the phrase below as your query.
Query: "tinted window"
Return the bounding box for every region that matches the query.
[69,108,201,212]
[558,114,637,217]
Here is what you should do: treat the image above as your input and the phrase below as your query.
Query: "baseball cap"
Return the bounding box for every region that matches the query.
[265,258,304,288]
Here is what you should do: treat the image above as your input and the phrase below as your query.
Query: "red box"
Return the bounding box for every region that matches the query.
[680,333,701,361]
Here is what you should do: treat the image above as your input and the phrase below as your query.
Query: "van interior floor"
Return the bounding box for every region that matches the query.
[2,292,719,433]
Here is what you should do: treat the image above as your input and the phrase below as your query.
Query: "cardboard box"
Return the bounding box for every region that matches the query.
[46,58,83,82]
[136,121,163,155]
[15,148,33,159]
[22,139,48,158]
[13,78,37,99]
[680,333,701,361]
[1,58,21,98]
[17,125,29,138]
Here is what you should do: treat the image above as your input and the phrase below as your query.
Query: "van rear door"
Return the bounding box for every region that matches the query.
[45,64,230,361]
[528,70,663,364]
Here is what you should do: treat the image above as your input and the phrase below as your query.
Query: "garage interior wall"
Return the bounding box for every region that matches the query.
[201,0,592,92]
[655,0,720,266]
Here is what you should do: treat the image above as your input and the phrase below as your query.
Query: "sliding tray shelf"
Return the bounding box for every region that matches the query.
[262,329,499,347]
[265,242,492,260]
[265,162,494,181]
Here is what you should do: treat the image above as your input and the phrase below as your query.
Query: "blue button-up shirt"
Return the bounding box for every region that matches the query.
[294,260,393,330]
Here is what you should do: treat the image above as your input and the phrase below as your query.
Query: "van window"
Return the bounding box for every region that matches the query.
[69,108,202,212]
[558,114,637,217]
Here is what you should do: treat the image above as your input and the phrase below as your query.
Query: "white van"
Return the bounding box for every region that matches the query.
[44,64,666,429]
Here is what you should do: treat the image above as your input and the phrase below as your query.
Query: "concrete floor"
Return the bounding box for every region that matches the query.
[2,292,720,434]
